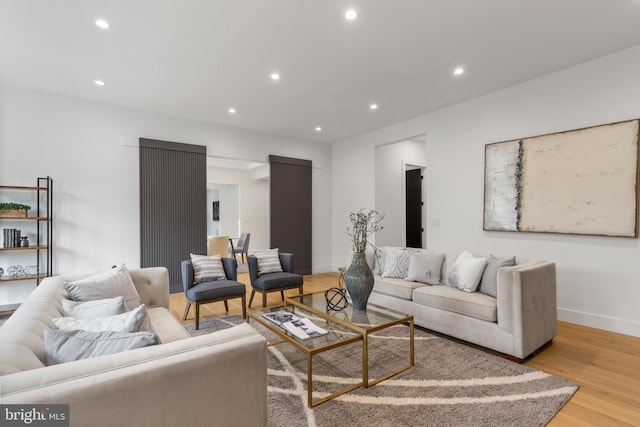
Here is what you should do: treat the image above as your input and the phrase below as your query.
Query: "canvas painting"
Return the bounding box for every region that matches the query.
[484,119,639,237]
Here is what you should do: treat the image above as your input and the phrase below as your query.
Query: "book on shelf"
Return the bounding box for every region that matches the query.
[261,310,328,340]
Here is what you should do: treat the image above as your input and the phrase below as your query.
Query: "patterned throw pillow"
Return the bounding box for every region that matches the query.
[190,253,226,283]
[253,248,283,275]
[381,247,410,279]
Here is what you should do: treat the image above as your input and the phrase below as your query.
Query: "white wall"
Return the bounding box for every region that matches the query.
[0,84,333,286]
[207,165,270,252]
[333,44,640,337]
[375,139,427,247]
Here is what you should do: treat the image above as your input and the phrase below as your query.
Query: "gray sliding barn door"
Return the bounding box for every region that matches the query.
[269,155,312,275]
[140,138,207,292]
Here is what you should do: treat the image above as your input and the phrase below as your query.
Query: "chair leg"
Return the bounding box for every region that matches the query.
[195,303,200,330]
[224,300,229,311]
[183,302,191,321]
[299,285,304,295]
[249,290,256,307]
[241,294,247,319]
[262,292,267,308]
[280,290,285,301]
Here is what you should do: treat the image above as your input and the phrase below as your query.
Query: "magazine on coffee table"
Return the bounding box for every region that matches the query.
[281,317,328,341]
[262,310,328,340]
[262,310,301,325]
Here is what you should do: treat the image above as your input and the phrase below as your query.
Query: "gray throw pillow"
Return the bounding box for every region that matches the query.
[44,328,158,364]
[479,255,516,297]
[405,252,445,285]
[64,264,141,311]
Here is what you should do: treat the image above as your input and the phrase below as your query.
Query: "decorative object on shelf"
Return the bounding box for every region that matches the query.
[20,236,29,247]
[24,265,38,276]
[345,208,384,310]
[324,287,348,312]
[7,265,24,277]
[0,267,3,277]
[0,202,31,218]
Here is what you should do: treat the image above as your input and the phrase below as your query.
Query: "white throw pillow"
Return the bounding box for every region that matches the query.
[381,247,410,279]
[61,296,125,318]
[64,264,141,311]
[190,253,226,283]
[44,329,158,364]
[405,252,445,285]
[448,251,487,292]
[52,304,148,333]
[253,248,283,275]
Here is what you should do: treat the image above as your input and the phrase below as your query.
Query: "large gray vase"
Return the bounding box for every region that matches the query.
[344,252,374,310]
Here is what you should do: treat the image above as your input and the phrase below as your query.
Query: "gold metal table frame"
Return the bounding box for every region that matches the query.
[247,291,414,407]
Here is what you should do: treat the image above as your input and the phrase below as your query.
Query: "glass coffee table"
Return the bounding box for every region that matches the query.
[247,291,414,407]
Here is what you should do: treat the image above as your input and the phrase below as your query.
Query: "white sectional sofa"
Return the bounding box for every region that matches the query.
[368,248,557,360]
[0,267,267,427]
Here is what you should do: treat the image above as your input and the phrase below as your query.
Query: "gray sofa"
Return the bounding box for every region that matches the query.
[368,249,557,359]
[0,267,267,427]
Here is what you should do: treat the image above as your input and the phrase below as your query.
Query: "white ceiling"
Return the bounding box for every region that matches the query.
[2,1,640,143]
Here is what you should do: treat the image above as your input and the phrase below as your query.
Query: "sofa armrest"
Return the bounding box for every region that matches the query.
[0,323,267,427]
[496,261,557,358]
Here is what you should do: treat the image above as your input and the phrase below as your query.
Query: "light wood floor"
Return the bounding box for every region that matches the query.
[170,272,640,426]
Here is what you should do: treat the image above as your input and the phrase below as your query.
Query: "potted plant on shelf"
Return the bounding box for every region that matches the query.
[0,203,31,218]
[345,208,384,310]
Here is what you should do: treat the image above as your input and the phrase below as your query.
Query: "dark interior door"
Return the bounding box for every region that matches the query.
[406,168,423,248]
[269,155,312,275]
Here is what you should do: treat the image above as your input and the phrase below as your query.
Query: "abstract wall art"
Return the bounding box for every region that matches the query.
[484,119,639,237]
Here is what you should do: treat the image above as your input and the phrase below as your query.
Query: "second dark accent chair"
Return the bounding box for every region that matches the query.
[247,252,304,307]
[181,257,246,329]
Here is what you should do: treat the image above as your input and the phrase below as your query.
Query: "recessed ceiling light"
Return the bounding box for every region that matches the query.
[453,67,464,76]
[315,127,322,132]
[95,19,110,29]
[94,80,105,86]
[228,108,236,114]
[270,73,280,81]
[345,9,358,20]
[370,103,378,110]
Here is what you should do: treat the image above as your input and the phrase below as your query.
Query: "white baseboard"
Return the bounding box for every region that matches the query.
[557,307,640,338]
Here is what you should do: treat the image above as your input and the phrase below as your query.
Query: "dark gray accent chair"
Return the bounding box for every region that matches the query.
[181,257,246,329]
[229,232,251,263]
[247,252,304,307]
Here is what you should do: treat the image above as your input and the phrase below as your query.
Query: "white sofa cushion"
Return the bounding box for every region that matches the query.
[412,285,497,322]
[373,276,427,301]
